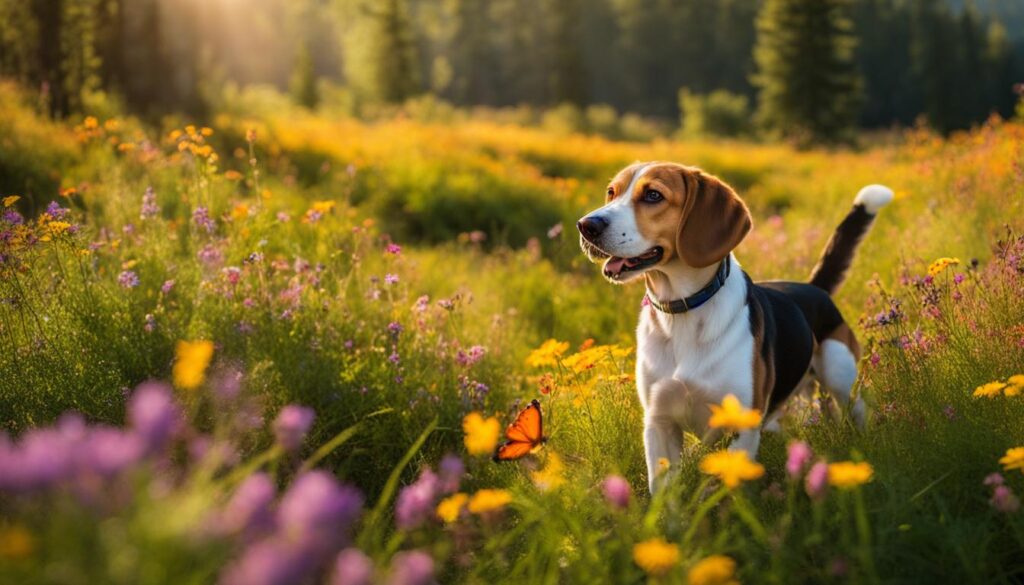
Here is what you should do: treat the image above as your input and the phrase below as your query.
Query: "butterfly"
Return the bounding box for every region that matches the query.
[493,399,547,461]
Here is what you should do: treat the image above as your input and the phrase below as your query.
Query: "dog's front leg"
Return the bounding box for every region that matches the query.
[729,428,762,459]
[644,416,681,493]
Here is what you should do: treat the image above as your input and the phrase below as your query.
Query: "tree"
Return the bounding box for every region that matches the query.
[290,43,320,109]
[361,0,420,103]
[753,0,862,144]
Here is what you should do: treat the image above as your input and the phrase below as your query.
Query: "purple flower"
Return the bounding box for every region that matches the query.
[221,537,314,585]
[385,273,399,285]
[602,474,631,509]
[388,353,400,365]
[140,186,160,219]
[387,322,403,336]
[276,212,291,223]
[118,270,140,288]
[46,200,69,218]
[413,295,429,312]
[385,243,401,255]
[220,472,276,536]
[2,209,24,224]
[984,473,1005,487]
[805,461,829,500]
[387,551,434,585]
[786,441,813,479]
[144,313,156,332]
[395,469,440,530]
[990,485,1021,513]
[82,426,144,477]
[272,405,315,452]
[193,206,215,233]
[438,454,464,494]
[128,382,181,453]
[332,548,374,585]
[278,471,364,548]
[198,244,224,267]
[455,345,487,367]
[161,279,176,293]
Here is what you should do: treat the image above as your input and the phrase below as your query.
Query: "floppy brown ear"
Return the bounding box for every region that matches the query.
[676,170,752,268]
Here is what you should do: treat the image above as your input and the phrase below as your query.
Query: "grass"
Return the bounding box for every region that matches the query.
[1,81,1024,583]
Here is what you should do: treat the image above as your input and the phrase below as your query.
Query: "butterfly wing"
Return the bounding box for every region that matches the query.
[493,400,545,462]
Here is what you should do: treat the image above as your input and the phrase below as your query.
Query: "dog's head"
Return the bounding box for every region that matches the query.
[577,162,752,283]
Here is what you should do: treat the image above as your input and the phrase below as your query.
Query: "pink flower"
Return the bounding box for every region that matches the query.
[272,405,315,452]
[990,485,1020,513]
[805,462,829,500]
[385,243,401,255]
[601,475,630,509]
[332,548,374,585]
[786,441,813,479]
[983,473,1005,487]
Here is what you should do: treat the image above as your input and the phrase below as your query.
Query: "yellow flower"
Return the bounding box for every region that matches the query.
[1000,447,1024,473]
[530,452,565,491]
[561,344,633,373]
[973,381,1006,398]
[117,142,137,153]
[436,493,468,523]
[201,127,214,137]
[827,461,874,489]
[2,195,19,208]
[927,257,960,277]
[468,489,512,514]
[231,204,250,220]
[708,394,762,431]
[462,412,500,456]
[45,221,72,237]
[632,537,680,576]
[83,116,99,130]
[103,118,120,132]
[173,340,215,390]
[224,170,244,181]
[699,450,765,489]
[1004,375,1024,397]
[0,524,34,559]
[525,339,570,368]
[658,457,671,474]
[688,555,739,585]
[311,200,336,214]
[1008,375,1024,387]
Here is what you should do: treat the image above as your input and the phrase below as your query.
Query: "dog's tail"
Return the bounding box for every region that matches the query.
[808,184,894,295]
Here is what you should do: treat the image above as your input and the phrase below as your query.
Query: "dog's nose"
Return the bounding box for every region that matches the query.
[577,216,608,241]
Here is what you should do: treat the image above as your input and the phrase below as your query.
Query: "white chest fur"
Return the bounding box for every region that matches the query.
[634,258,755,432]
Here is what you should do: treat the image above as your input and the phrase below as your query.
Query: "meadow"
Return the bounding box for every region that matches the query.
[2,82,1024,584]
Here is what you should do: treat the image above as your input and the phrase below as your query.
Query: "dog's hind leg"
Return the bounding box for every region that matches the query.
[813,338,866,427]
[644,417,682,493]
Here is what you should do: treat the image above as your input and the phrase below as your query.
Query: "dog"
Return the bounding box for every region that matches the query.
[577,162,892,492]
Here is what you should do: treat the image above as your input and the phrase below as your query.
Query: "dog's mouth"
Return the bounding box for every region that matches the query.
[603,247,663,280]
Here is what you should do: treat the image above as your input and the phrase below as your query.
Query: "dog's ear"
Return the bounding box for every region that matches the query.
[676,169,752,268]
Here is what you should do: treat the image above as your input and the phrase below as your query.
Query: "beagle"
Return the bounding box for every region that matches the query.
[577,162,892,492]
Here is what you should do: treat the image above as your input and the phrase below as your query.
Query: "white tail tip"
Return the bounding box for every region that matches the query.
[854,184,894,214]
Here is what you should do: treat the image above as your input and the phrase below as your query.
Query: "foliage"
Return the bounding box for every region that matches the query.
[679,89,753,138]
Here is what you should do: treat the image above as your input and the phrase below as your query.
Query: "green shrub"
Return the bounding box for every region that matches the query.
[679,89,752,138]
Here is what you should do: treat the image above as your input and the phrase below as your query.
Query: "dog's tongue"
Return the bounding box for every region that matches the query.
[605,257,627,276]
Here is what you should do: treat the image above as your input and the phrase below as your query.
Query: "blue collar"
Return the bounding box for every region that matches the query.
[645,258,731,314]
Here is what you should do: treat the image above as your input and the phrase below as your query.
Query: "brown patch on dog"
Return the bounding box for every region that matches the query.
[826,321,862,361]
[749,296,775,413]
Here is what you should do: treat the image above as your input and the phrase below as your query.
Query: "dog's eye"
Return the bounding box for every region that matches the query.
[606,187,615,198]
[642,189,664,203]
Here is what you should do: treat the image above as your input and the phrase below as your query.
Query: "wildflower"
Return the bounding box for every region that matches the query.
[46,200,69,218]
[384,273,399,285]
[140,187,160,219]
[385,243,402,255]
[786,441,813,479]
[530,452,565,491]
[462,412,500,456]
[83,426,145,477]
[278,471,363,547]
[973,381,1006,398]
[632,537,679,576]
[387,352,400,365]
[688,555,738,585]
[332,548,374,585]
[220,537,312,585]
[468,489,512,514]
[699,450,765,489]
[827,461,874,489]
[219,472,276,536]
[436,493,468,523]
[198,243,224,266]
[387,550,434,585]
[395,469,440,530]
[161,279,176,294]
[547,222,563,239]
[273,405,315,452]
[927,257,960,277]
[658,457,671,474]
[805,462,829,499]
[193,206,216,233]
[438,454,464,493]
[118,270,139,288]
[602,474,631,509]
[525,339,570,368]
[708,394,762,431]
[173,340,215,390]
[990,485,1021,513]
[127,381,181,452]
[999,447,1024,473]
[983,472,1004,487]
[455,345,487,367]
[2,195,19,208]
[387,321,403,336]
[84,116,98,129]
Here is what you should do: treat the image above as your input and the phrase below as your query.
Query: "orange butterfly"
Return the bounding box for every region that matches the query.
[493,399,547,461]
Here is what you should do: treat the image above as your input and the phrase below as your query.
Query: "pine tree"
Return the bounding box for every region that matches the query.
[365,0,420,103]
[753,0,863,144]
